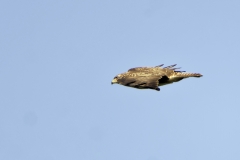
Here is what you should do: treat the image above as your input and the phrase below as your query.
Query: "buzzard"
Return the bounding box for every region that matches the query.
[111,64,202,91]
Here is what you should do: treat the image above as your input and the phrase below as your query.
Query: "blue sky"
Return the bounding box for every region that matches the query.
[1,0,240,160]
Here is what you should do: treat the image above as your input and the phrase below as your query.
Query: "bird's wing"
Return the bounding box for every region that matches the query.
[127,67,151,72]
[118,73,163,89]
[129,64,186,74]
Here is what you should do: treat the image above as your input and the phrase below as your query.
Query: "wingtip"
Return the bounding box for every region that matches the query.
[156,64,164,67]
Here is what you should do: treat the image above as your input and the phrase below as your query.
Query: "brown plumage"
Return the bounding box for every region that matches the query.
[111,64,202,91]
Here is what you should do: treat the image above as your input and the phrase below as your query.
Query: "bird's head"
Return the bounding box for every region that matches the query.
[111,74,121,84]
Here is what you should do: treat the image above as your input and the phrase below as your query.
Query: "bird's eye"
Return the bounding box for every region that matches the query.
[114,76,117,79]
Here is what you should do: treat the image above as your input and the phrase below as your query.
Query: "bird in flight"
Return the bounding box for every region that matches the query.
[111,64,202,91]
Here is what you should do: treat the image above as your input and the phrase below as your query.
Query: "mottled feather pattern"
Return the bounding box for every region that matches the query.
[171,72,202,78]
[112,64,202,91]
[128,64,183,74]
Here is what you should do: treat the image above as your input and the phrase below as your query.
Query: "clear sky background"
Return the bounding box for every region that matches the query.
[1,0,240,160]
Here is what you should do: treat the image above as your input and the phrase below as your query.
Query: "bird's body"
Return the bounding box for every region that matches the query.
[111,64,202,91]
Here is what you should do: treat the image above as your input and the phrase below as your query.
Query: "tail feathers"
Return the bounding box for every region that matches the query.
[174,72,202,78]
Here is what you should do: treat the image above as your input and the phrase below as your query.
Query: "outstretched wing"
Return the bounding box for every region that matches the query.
[128,64,185,74]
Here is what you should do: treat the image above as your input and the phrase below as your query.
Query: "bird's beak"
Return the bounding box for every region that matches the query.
[111,78,117,85]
